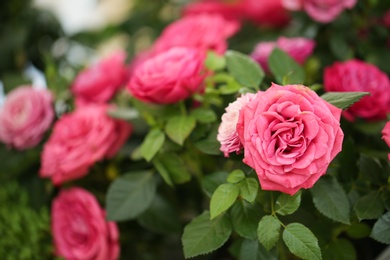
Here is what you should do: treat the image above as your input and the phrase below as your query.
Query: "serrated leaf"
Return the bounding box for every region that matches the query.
[182,211,232,258]
[238,239,278,260]
[257,215,281,250]
[227,170,246,184]
[153,152,191,186]
[226,50,264,88]
[210,183,239,219]
[238,178,259,203]
[310,176,350,224]
[231,200,263,239]
[268,48,305,85]
[205,51,226,71]
[165,115,196,145]
[323,238,356,260]
[137,195,181,234]
[353,191,384,221]
[106,171,157,221]
[275,191,302,216]
[190,108,217,124]
[371,211,390,244]
[140,129,165,162]
[202,171,229,197]
[320,92,370,109]
[283,223,322,260]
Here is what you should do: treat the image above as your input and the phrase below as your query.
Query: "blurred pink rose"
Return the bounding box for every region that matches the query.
[71,51,127,106]
[183,1,243,21]
[382,10,390,28]
[382,121,390,161]
[237,83,344,195]
[282,0,356,23]
[52,187,119,260]
[40,105,132,185]
[127,47,207,104]
[217,93,257,157]
[324,59,390,121]
[251,36,315,72]
[0,86,54,150]
[152,14,240,54]
[241,0,290,27]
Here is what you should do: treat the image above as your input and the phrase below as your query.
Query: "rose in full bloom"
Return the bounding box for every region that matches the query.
[217,93,257,157]
[0,86,54,150]
[382,121,390,161]
[152,14,240,54]
[237,83,344,195]
[324,59,390,121]
[127,47,207,104]
[40,105,132,185]
[251,36,315,72]
[71,51,127,106]
[282,0,357,23]
[52,187,119,260]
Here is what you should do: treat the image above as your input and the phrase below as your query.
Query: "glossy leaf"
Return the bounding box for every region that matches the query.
[227,169,246,184]
[210,183,239,219]
[320,92,370,109]
[275,191,302,216]
[238,178,259,203]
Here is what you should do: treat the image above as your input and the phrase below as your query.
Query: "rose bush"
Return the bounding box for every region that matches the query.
[237,83,344,195]
[40,105,132,185]
[52,187,119,260]
[0,86,54,150]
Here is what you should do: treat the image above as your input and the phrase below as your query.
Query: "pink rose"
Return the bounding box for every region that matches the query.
[324,59,390,121]
[71,51,127,106]
[52,187,119,260]
[382,121,390,161]
[237,83,344,195]
[183,1,243,22]
[251,36,315,72]
[152,14,240,54]
[0,86,54,150]
[217,92,257,157]
[40,105,132,185]
[282,0,357,23]
[127,47,207,104]
[241,0,290,27]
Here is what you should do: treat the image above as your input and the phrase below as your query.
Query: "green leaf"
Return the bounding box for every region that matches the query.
[323,238,356,260]
[165,115,196,145]
[225,50,264,88]
[140,128,165,162]
[182,211,232,258]
[238,178,259,203]
[210,183,239,219]
[268,48,305,85]
[107,107,139,120]
[205,51,226,71]
[202,171,229,197]
[230,200,263,239]
[353,191,384,221]
[345,223,371,239]
[371,211,390,244]
[194,139,221,155]
[257,215,281,250]
[153,153,191,186]
[275,191,302,216]
[359,154,384,185]
[320,92,370,109]
[106,171,157,221]
[137,195,181,234]
[190,107,217,124]
[283,223,322,260]
[227,170,246,184]
[238,239,278,260]
[310,176,350,224]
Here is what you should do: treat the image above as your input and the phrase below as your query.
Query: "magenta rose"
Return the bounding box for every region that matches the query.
[324,59,390,121]
[183,1,243,22]
[0,86,54,150]
[282,0,356,23]
[71,51,127,106]
[217,92,257,157]
[152,14,240,54]
[127,47,207,104]
[241,0,290,27]
[52,187,119,260]
[251,36,315,72]
[382,121,390,161]
[237,83,344,195]
[40,105,132,185]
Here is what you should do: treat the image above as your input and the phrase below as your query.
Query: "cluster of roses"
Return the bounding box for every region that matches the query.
[0,0,390,259]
